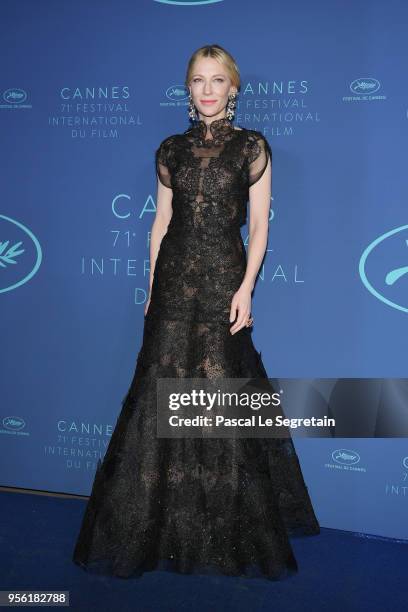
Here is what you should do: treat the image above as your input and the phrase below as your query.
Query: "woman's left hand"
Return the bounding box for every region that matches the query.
[229,286,253,335]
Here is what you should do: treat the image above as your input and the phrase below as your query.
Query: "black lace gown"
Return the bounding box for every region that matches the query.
[72,117,320,581]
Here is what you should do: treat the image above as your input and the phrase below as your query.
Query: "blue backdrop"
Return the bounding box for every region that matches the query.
[1,0,407,540]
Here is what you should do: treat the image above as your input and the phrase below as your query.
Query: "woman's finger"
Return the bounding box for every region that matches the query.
[230,309,250,334]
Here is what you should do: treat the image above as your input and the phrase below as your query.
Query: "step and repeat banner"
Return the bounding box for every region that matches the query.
[1,0,407,539]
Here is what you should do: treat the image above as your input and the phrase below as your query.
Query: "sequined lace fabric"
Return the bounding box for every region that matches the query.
[72,117,320,581]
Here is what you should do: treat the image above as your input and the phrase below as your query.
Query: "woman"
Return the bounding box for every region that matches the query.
[72,44,320,581]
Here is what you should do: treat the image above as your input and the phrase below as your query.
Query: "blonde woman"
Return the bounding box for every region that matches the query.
[73,44,320,581]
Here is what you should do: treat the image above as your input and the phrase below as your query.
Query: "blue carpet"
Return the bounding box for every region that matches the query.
[0,490,406,612]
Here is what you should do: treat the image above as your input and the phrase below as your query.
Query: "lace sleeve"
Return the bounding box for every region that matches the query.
[155,137,173,188]
[247,132,272,187]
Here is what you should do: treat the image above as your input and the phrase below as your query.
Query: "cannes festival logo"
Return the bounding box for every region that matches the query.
[3,88,28,104]
[359,224,408,313]
[154,0,222,4]
[332,449,360,465]
[350,78,381,95]
[0,215,42,294]
[2,416,26,431]
[166,85,189,101]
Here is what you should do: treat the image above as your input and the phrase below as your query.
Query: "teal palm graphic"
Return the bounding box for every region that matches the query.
[0,240,25,267]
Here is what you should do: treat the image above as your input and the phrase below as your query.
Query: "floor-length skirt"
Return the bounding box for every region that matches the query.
[72,308,320,581]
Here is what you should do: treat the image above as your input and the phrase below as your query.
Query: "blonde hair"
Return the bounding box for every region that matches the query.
[185,44,240,92]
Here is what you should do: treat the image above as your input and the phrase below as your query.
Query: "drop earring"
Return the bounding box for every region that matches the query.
[188,92,197,121]
[226,92,237,121]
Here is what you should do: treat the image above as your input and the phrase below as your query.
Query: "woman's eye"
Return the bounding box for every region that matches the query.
[192,77,224,83]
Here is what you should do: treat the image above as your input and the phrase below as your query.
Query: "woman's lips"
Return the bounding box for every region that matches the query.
[200,100,217,105]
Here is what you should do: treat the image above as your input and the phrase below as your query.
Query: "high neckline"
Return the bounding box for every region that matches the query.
[189,116,235,145]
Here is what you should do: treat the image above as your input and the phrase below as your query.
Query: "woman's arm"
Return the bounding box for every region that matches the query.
[229,155,272,334]
[145,179,173,314]
[242,155,272,291]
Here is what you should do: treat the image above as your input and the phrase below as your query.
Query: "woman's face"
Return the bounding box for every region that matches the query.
[189,57,236,121]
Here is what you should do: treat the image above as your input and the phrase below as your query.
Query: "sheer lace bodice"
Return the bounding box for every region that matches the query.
[150,118,272,325]
[156,116,271,197]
